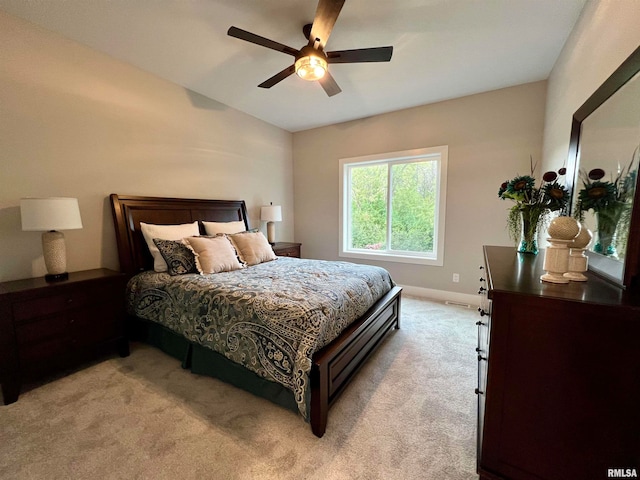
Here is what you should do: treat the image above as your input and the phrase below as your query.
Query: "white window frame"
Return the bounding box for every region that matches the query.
[339,146,447,266]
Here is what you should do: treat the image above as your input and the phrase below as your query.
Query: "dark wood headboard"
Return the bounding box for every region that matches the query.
[110,194,250,274]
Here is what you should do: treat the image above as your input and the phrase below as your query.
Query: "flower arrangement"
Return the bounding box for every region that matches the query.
[575,164,636,216]
[498,158,570,254]
[574,154,638,256]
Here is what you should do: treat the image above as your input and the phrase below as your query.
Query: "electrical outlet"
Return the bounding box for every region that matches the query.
[453,273,460,283]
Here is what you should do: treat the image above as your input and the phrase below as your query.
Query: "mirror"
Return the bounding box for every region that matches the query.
[568,46,640,287]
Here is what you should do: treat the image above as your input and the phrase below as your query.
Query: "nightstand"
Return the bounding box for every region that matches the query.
[0,268,129,404]
[272,242,301,258]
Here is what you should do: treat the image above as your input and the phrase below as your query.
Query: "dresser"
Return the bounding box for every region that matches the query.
[477,246,640,480]
[0,268,129,404]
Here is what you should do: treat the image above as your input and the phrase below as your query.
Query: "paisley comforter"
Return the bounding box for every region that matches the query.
[126,257,394,418]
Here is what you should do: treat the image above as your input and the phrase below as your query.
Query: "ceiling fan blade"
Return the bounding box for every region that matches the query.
[228,26,299,56]
[327,46,393,64]
[309,0,346,49]
[319,71,342,97]
[258,65,296,89]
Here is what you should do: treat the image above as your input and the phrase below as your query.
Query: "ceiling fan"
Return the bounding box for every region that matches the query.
[227,0,393,97]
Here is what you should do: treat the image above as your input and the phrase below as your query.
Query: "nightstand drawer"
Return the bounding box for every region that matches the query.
[277,247,299,257]
[70,306,122,345]
[272,242,301,258]
[12,284,110,323]
[17,307,121,370]
[15,305,121,347]
[15,313,70,346]
[19,337,69,372]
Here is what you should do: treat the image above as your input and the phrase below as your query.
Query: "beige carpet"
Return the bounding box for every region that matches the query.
[0,296,478,480]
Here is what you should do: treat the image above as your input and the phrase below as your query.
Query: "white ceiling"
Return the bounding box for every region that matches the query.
[0,0,586,132]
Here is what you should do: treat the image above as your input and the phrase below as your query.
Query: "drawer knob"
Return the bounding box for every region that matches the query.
[479,277,485,282]
[475,388,484,395]
[478,308,488,317]
[479,265,484,270]
[477,354,487,362]
[478,286,486,293]
[476,321,486,326]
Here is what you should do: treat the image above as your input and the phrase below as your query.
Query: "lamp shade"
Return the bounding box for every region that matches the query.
[260,205,282,223]
[21,197,83,231]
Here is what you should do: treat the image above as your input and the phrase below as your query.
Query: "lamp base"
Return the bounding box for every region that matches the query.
[42,230,68,279]
[266,221,276,244]
[45,272,69,282]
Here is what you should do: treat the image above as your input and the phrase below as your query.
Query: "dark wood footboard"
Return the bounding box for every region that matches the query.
[310,285,402,437]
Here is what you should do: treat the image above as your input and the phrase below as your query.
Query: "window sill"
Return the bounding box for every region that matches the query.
[339,250,443,266]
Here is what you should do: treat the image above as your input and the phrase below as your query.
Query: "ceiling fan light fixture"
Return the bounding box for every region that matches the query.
[295,54,327,81]
[227,0,393,96]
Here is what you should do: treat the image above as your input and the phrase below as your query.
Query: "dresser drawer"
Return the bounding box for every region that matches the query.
[477,305,490,352]
[12,283,114,323]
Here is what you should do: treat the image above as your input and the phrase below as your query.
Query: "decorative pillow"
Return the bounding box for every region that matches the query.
[152,239,197,275]
[227,231,277,266]
[140,221,200,272]
[202,220,247,236]
[182,236,244,274]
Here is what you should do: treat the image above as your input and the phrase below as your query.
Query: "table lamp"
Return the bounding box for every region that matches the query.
[20,197,83,282]
[260,203,282,245]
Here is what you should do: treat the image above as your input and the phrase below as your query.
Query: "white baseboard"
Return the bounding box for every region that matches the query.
[397,284,480,308]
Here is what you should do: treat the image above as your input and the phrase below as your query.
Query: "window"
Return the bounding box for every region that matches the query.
[339,146,447,266]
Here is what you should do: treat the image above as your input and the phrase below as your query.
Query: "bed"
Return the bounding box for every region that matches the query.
[110,194,402,437]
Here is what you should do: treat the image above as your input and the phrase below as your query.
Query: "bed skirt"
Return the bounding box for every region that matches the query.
[129,317,301,415]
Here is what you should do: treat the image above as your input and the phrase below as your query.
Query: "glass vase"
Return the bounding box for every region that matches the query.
[518,207,540,255]
[594,203,624,257]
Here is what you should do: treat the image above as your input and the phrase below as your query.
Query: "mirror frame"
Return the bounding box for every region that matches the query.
[567,45,640,290]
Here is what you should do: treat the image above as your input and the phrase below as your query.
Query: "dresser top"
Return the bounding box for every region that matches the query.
[484,246,640,307]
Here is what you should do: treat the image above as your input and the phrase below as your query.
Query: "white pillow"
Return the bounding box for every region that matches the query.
[182,236,244,274]
[140,221,200,272]
[202,220,246,236]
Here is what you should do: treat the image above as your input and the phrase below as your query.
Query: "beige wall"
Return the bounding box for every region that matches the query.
[292,81,547,296]
[0,11,293,282]
[8,0,634,296]
[542,0,640,172]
